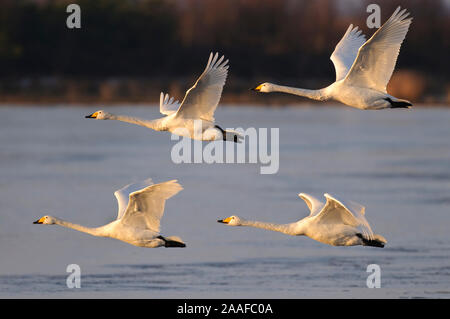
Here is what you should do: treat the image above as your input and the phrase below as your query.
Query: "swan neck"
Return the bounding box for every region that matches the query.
[112,114,160,130]
[55,218,103,237]
[271,84,328,101]
[241,219,294,235]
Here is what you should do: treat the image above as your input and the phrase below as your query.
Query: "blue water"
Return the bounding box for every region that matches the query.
[0,105,449,298]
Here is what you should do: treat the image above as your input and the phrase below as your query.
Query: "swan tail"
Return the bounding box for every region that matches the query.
[215,125,243,143]
[384,97,412,109]
[224,130,244,143]
[158,235,186,248]
[356,233,387,248]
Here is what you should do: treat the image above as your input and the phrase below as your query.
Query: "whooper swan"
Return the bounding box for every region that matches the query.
[34,179,186,248]
[86,52,242,142]
[252,7,413,110]
[218,193,387,247]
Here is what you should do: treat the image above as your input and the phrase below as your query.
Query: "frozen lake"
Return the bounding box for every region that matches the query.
[0,104,449,298]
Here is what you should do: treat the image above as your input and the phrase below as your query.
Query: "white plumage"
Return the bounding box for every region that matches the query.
[219,193,386,247]
[253,7,413,110]
[34,179,186,248]
[86,53,242,142]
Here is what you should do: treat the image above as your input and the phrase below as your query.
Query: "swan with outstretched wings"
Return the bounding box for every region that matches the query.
[219,193,386,247]
[86,53,242,142]
[34,179,186,248]
[252,7,413,110]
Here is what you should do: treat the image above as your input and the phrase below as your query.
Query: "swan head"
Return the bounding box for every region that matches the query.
[251,82,273,93]
[85,110,112,120]
[33,215,56,225]
[217,215,243,226]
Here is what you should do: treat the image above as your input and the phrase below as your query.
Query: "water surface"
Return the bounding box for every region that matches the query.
[0,105,449,298]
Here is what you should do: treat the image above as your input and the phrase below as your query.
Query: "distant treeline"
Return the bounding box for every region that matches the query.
[0,0,449,104]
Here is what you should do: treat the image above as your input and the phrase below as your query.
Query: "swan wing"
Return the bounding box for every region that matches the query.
[114,178,154,220]
[120,180,183,233]
[330,24,367,81]
[298,193,324,217]
[159,92,180,116]
[344,6,412,92]
[175,52,229,122]
[313,194,374,240]
[346,200,366,216]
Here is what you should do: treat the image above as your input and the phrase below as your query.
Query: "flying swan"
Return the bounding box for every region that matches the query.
[252,7,413,110]
[218,193,387,247]
[33,179,186,248]
[86,52,242,142]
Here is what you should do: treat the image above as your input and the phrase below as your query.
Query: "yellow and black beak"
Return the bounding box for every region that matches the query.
[85,112,98,119]
[217,217,231,224]
[250,84,262,92]
[33,217,45,224]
